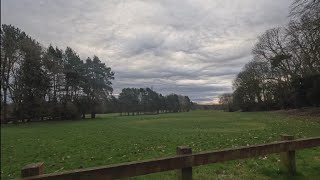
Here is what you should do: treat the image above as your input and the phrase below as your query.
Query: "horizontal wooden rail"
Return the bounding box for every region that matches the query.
[21,136,320,180]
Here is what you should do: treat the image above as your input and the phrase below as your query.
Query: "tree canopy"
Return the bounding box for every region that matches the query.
[220,0,320,111]
[117,88,192,115]
[0,24,114,123]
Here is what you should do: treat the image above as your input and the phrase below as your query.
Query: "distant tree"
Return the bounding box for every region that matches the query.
[43,45,65,104]
[18,34,50,121]
[166,94,180,112]
[63,47,84,102]
[118,88,139,115]
[117,88,191,115]
[145,88,160,113]
[74,95,90,119]
[82,56,114,118]
[105,95,120,113]
[219,93,234,112]
[0,24,23,123]
[159,94,167,113]
[227,0,320,111]
[177,95,192,112]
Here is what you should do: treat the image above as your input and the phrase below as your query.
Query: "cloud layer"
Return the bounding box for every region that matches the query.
[1,0,291,104]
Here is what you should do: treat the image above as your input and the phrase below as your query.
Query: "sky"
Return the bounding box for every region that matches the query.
[1,0,292,104]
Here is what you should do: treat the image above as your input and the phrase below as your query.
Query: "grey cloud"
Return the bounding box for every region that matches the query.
[2,0,291,104]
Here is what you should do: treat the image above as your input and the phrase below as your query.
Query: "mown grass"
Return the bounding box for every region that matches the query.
[1,110,320,179]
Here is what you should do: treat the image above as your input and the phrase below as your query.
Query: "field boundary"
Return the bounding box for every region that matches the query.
[20,135,320,180]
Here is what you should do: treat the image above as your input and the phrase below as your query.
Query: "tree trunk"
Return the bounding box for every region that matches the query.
[19,100,24,122]
[2,87,8,124]
[1,55,8,124]
[82,113,85,119]
[91,112,96,119]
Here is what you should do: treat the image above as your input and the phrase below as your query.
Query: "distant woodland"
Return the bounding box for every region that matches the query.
[2,0,319,123]
[220,0,320,111]
[0,26,192,123]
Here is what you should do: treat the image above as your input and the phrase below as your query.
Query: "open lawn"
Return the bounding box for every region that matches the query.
[1,110,320,179]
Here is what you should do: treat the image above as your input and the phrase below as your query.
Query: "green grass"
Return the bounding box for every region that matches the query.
[1,110,320,179]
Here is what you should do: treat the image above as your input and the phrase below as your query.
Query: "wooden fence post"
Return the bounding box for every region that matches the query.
[280,135,296,175]
[21,162,44,178]
[176,146,192,180]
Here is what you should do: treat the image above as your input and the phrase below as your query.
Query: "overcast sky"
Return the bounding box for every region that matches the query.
[1,0,292,104]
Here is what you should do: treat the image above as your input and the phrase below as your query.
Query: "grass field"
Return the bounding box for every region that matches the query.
[1,110,320,179]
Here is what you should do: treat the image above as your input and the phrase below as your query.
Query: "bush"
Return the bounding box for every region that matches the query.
[61,102,81,120]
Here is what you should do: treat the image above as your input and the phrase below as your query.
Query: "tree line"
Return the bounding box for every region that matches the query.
[1,24,114,123]
[220,0,320,111]
[1,25,193,123]
[106,88,192,115]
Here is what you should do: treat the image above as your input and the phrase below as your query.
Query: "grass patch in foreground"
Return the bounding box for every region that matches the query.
[1,110,320,179]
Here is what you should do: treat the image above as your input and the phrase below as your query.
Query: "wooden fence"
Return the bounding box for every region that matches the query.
[20,135,320,180]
